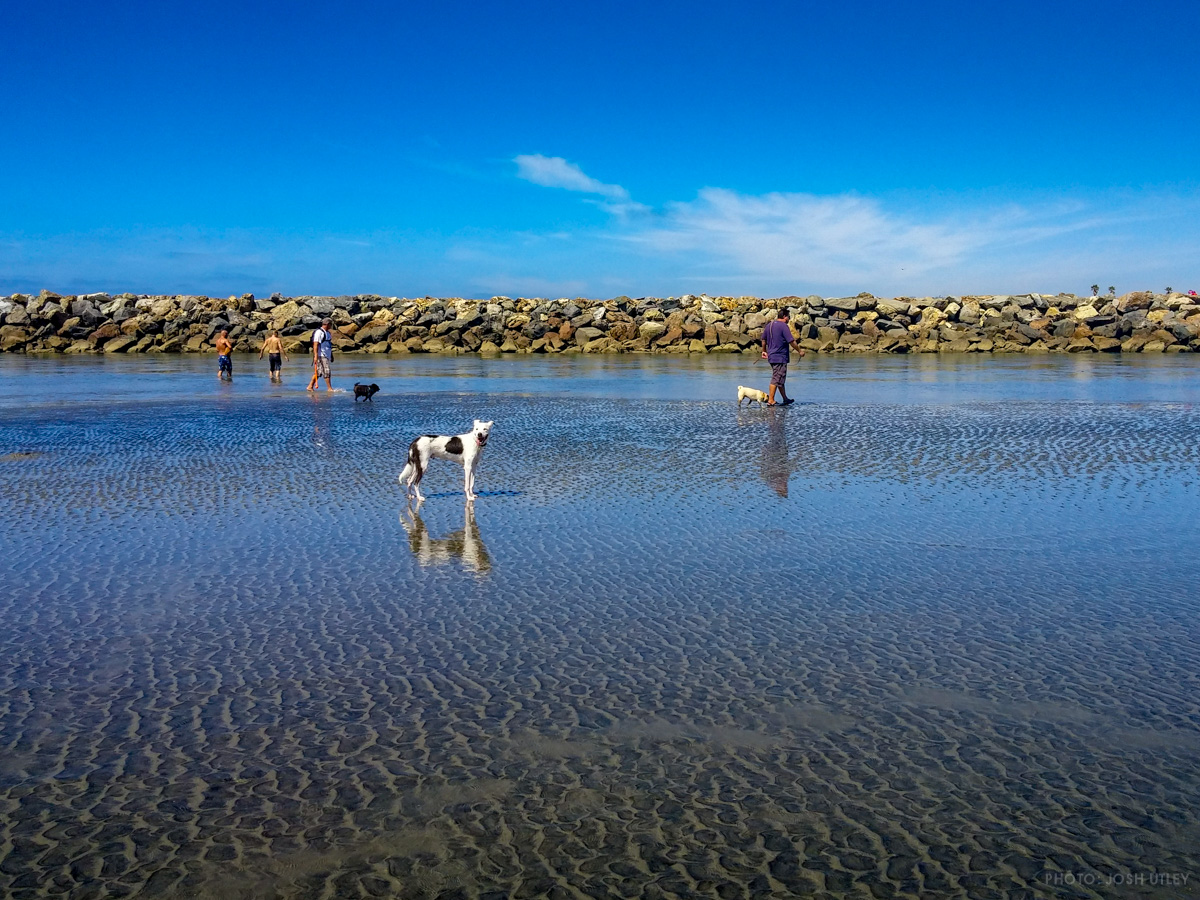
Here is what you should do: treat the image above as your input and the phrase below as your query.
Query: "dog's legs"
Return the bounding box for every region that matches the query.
[465,454,481,500]
[411,446,428,503]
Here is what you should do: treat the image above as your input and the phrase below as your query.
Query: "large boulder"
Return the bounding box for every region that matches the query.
[826,297,859,312]
[639,321,667,341]
[0,325,29,350]
[103,335,137,353]
[4,303,29,326]
[875,297,912,318]
[69,298,104,326]
[574,326,605,345]
[88,323,122,347]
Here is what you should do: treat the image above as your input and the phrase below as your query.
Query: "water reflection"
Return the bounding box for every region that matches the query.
[309,392,335,456]
[761,408,793,497]
[400,500,492,574]
[739,407,797,497]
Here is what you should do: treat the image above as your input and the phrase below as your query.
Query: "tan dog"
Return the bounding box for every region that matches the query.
[737,385,770,407]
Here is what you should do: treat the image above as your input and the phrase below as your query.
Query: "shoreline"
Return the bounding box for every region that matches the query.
[2,290,1198,356]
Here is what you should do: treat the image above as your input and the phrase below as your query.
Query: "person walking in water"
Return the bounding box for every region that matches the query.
[307,318,334,392]
[215,330,234,381]
[760,308,804,406]
[259,330,289,381]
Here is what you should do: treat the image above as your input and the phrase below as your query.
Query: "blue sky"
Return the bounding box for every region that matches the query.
[3,0,1197,298]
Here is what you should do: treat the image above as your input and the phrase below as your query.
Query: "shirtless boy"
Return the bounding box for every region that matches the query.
[258,330,289,381]
[215,330,234,380]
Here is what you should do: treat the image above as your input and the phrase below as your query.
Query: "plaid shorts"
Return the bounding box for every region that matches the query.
[314,357,331,378]
[770,363,788,386]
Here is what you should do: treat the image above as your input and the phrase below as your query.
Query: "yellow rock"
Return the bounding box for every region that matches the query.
[1073,305,1099,320]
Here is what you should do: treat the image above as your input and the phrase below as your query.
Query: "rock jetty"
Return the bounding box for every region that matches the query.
[2,290,1199,356]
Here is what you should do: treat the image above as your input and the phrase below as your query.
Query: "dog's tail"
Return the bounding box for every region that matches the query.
[399,437,422,487]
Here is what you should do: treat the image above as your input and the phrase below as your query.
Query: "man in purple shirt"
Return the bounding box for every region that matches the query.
[760,308,804,406]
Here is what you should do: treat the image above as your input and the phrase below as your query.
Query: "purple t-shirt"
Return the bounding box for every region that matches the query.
[762,319,794,364]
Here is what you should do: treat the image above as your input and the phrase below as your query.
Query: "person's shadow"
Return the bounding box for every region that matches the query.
[400,500,492,575]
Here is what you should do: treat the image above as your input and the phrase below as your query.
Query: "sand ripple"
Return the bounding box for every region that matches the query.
[1,394,1198,898]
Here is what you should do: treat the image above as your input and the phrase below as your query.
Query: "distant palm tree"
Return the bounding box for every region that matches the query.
[1090,284,1099,297]
[1107,286,1115,295]
[1165,286,1173,294]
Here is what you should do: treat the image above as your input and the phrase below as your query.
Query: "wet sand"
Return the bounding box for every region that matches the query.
[1,357,1198,898]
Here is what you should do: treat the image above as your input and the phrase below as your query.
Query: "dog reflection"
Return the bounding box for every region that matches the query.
[401,501,492,574]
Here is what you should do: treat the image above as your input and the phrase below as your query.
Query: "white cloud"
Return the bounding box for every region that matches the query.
[611,187,1200,296]
[514,154,630,201]
[507,156,1200,295]
[3,181,1197,299]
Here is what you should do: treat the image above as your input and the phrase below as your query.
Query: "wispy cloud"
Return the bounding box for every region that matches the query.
[509,155,1199,295]
[624,189,1104,293]
[3,177,1197,299]
[514,154,630,201]
[621,187,1200,296]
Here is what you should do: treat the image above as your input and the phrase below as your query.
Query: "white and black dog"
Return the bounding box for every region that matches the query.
[399,419,494,502]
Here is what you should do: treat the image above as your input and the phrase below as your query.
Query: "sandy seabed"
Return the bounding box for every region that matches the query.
[1,371,1199,899]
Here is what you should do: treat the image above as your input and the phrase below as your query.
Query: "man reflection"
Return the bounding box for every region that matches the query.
[760,407,792,498]
[401,501,492,574]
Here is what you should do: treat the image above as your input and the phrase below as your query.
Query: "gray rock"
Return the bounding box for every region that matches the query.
[455,308,483,328]
[826,297,859,312]
[875,297,912,317]
[69,299,103,326]
[1052,319,1076,339]
[5,304,29,326]
[417,310,445,327]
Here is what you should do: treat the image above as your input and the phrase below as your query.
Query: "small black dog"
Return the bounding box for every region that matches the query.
[353,382,380,402]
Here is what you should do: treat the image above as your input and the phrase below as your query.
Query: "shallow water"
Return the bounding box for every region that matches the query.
[1,355,1199,899]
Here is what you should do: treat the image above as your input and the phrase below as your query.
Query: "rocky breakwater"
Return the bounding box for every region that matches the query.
[2,290,1199,356]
